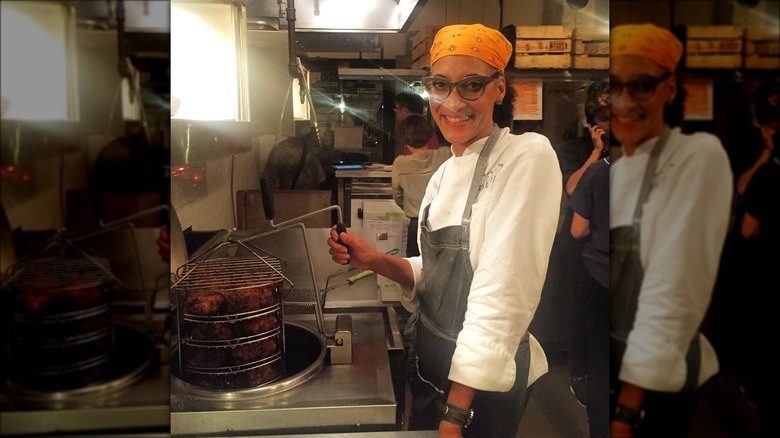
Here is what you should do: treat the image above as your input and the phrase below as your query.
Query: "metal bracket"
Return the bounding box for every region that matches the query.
[326,314,353,365]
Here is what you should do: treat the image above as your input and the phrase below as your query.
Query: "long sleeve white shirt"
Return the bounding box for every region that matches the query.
[403,128,562,392]
[610,127,732,391]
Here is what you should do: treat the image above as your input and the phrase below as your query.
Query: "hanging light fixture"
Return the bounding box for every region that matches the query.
[170,0,252,164]
[0,1,81,163]
[1,1,79,122]
[171,0,249,121]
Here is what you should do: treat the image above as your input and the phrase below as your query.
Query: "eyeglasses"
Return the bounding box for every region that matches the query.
[610,72,672,101]
[421,71,503,102]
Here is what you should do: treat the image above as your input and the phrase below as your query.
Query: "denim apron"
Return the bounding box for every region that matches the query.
[609,126,701,433]
[406,125,531,438]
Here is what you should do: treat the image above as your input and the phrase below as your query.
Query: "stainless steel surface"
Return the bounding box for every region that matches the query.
[172,321,325,400]
[0,322,170,436]
[259,433,438,438]
[328,314,353,365]
[170,312,397,436]
[191,228,384,309]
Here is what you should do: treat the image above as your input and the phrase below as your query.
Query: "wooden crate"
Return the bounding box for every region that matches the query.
[411,53,431,70]
[744,28,780,70]
[515,25,573,69]
[686,25,743,69]
[572,27,608,70]
[410,25,442,70]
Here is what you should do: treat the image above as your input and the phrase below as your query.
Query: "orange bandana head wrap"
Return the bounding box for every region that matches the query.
[611,23,683,72]
[429,24,513,71]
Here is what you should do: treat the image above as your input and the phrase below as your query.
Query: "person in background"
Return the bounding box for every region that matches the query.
[321,122,335,149]
[569,154,610,438]
[609,23,732,437]
[391,114,451,257]
[395,91,440,156]
[328,23,561,438]
[735,81,780,197]
[738,80,779,438]
[554,80,610,407]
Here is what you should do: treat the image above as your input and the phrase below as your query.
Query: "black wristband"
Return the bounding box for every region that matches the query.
[613,403,643,425]
[441,403,474,428]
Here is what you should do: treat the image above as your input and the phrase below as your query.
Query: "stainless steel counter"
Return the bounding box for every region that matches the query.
[170,312,397,436]
[0,365,170,436]
[258,432,438,438]
[1,335,170,436]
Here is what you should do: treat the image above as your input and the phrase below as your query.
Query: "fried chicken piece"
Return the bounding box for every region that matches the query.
[231,338,278,363]
[185,291,225,316]
[184,345,231,369]
[60,287,105,311]
[235,314,279,337]
[189,322,236,341]
[15,290,55,314]
[244,364,279,387]
[221,288,273,315]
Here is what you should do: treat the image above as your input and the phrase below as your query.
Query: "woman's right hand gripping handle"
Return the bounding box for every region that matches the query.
[328,223,371,270]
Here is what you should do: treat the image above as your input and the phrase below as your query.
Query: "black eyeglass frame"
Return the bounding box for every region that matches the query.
[421,70,503,102]
[610,72,673,102]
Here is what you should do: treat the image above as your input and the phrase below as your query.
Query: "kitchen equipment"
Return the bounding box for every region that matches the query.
[0,210,171,436]
[170,182,398,435]
[171,251,289,390]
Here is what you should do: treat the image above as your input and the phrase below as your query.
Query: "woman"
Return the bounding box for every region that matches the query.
[609,24,732,437]
[327,24,561,438]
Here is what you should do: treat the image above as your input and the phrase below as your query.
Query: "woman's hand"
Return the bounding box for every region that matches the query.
[327,226,375,271]
[589,123,606,152]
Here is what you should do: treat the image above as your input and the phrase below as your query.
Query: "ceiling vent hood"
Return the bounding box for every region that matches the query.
[75,0,169,33]
[247,0,427,33]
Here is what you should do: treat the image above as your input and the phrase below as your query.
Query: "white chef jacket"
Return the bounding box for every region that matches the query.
[610,127,732,392]
[402,127,562,392]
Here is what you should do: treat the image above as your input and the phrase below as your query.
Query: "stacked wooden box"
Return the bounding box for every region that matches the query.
[744,28,779,70]
[515,25,573,69]
[685,26,743,69]
[572,27,609,69]
[411,25,442,70]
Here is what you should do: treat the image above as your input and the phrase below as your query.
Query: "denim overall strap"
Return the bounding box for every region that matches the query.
[610,126,672,343]
[417,124,502,341]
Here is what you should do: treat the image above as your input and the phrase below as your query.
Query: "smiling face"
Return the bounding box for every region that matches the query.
[428,55,505,155]
[610,55,676,155]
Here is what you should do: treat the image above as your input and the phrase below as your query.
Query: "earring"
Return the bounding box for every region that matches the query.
[495,100,503,105]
